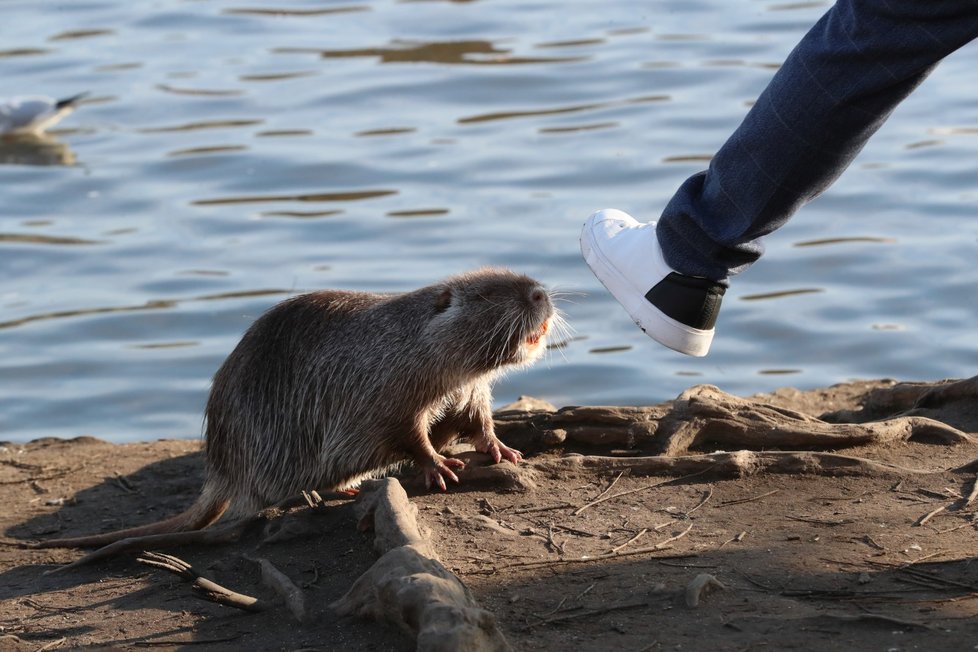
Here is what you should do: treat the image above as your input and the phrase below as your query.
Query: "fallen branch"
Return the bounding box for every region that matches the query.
[914,505,947,527]
[34,636,67,652]
[510,503,575,515]
[137,552,266,613]
[718,531,747,549]
[961,474,978,509]
[333,478,512,652]
[609,528,647,554]
[684,486,713,516]
[717,489,780,507]
[573,467,716,516]
[583,471,625,507]
[245,555,306,622]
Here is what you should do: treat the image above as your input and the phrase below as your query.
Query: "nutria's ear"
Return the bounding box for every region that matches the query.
[434,288,452,313]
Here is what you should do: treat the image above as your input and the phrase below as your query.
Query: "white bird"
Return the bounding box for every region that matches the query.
[0,93,88,135]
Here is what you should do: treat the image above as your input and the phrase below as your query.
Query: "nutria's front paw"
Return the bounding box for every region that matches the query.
[424,455,465,492]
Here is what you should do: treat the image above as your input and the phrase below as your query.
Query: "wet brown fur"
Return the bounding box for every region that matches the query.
[36,268,553,549]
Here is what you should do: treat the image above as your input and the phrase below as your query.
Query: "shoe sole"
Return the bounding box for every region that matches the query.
[580,214,714,357]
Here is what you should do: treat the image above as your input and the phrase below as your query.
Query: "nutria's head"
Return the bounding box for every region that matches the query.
[424,267,554,372]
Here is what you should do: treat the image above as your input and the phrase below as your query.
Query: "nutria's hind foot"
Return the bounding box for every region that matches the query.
[483,440,523,465]
[471,433,523,465]
[424,455,465,491]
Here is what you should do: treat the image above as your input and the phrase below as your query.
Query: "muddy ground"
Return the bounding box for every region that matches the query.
[3,377,978,651]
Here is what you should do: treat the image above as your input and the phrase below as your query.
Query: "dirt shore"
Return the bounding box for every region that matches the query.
[3,377,978,651]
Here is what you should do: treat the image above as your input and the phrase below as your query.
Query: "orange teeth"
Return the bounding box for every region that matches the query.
[525,319,550,346]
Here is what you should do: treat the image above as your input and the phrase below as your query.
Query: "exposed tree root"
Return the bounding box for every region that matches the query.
[823,375,978,434]
[495,379,977,459]
[654,384,972,456]
[332,478,512,652]
[494,404,666,451]
[534,451,940,479]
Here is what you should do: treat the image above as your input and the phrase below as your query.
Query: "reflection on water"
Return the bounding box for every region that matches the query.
[769,2,830,10]
[0,134,76,166]
[156,85,245,97]
[905,139,944,150]
[662,154,712,163]
[588,346,633,355]
[0,289,292,331]
[0,48,51,58]
[739,288,824,301]
[538,122,617,134]
[48,29,114,41]
[224,6,369,17]
[0,232,100,245]
[279,40,587,65]
[192,189,397,205]
[260,209,344,218]
[255,129,313,137]
[930,127,978,135]
[130,341,198,349]
[793,237,895,247]
[167,145,249,157]
[139,119,263,133]
[1,0,976,443]
[386,208,449,218]
[355,127,416,137]
[239,71,315,82]
[458,94,668,125]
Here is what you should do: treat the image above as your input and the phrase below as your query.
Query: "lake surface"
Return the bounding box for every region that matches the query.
[2,0,976,443]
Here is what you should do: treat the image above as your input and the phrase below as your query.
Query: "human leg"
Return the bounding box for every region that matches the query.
[658,0,978,280]
[582,0,978,355]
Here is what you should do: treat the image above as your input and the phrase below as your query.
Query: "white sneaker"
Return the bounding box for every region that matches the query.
[580,208,725,357]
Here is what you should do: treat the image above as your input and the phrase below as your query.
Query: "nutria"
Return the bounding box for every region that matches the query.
[38,267,555,549]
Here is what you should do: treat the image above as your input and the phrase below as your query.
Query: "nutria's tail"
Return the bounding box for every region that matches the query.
[31,493,230,549]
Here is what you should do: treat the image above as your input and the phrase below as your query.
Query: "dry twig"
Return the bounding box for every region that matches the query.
[963,474,978,508]
[497,524,694,572]
[574,468,715,516]
[684,486,713,516]
[718,531,747,549]
[511,503,574,515]
[717,489,780,507]
[245,555,306,622]
[137,552,266,613]
[914,505,947,527]
[610,528,647,554]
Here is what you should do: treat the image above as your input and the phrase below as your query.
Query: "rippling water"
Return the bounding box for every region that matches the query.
[2,0,976,443]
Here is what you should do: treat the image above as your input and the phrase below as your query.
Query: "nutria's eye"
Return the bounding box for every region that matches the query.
[434,289,452,314]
